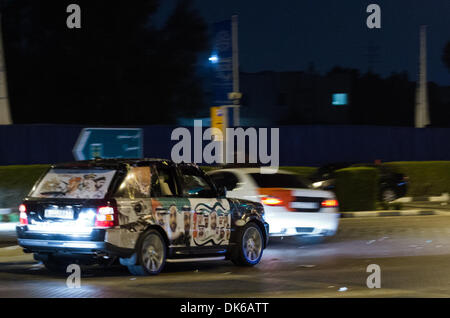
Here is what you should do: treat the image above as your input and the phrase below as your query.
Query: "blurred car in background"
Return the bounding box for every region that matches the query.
[208,168,339,240]
[308,162,409,202]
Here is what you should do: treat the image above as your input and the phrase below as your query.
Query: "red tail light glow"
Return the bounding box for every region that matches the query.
[95,206,117,228]
[321,199,339,208]
[19,204,28,225]
[261,196,284,206]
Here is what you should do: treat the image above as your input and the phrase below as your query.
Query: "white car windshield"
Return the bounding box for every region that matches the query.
[30,169,116,199]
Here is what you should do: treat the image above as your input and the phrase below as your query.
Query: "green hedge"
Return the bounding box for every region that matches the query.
[0,213,19,223]
[384,161,450,197]
[0,165,50,208]
[0,164,317,210]
[200,166,317,177]
[335,167,379,212]
[2,161,449,212]
[277,166,317,178]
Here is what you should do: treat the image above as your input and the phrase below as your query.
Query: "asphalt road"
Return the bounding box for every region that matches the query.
[0,215,450,298]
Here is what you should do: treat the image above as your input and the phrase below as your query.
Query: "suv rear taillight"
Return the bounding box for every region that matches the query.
[321,199,339,208]
[19,204,28,225]
[95,206,117,228]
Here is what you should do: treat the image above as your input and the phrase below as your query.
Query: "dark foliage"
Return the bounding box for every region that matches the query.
[2,0,208,125]
[443,41,450,73]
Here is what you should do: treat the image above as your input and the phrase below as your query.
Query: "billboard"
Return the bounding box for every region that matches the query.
[210,106,225,141]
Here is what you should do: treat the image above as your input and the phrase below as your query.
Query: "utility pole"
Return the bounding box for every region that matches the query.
[415,25,430,128]
[230,15,241,127]
[210,16,241,164]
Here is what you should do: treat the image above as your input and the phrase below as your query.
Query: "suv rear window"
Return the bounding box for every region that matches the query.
[30,169,116,199]
[249,173,310,189]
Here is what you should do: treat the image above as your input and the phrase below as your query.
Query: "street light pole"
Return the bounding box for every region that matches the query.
[231,15,241,127]
[415,25,430,128]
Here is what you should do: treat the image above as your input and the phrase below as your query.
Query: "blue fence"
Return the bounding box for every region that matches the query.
[1,124,450,166]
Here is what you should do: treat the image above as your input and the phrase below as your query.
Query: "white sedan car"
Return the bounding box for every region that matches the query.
[208,168,340,239]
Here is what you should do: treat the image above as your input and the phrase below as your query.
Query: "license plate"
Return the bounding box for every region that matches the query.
[290,202,319,209]
[44,209,74,220]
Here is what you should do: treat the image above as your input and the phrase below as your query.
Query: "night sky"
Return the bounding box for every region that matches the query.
[157,0,450,85]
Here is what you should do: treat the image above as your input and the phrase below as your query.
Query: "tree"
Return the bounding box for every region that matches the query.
[2,0,209,125]
[443,41,450,73]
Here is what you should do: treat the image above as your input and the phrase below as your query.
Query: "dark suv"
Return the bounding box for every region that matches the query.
[309,162,408,202]
[16,159,269,276]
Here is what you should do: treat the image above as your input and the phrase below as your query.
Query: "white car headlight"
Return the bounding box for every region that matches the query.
[312,181,324,188]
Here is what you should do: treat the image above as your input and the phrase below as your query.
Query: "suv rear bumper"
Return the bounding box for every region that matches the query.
[18,238,106,252]
[16,226,133,257]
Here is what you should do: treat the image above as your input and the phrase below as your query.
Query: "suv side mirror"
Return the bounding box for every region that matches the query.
[218,186,227,198]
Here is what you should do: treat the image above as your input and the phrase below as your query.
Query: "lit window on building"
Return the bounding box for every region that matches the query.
[332,93,348,106]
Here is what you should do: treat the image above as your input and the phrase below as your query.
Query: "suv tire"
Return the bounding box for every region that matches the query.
[127,229,167,276]
[230,222,264,266]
